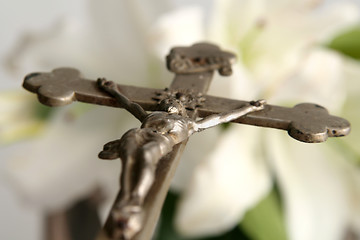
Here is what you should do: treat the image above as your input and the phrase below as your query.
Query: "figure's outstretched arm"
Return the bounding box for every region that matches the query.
[97,78,148,122]
[195,100,266,131]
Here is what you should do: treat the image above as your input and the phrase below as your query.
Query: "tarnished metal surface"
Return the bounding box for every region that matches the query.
[23,68,160,110]
[199,95,350,143]
[100,143,187,240]
[96,78,265,239]
[22,42,351,240]
[153,88,206,110]
[95,43,255,239]
[166,42,236,76]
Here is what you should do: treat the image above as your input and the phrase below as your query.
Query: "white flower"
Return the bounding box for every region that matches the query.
[3,0,176,218]
[147,1,360,239]
[3,0,360,240]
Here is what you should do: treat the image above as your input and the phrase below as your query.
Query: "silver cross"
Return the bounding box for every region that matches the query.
[23,43,350,240]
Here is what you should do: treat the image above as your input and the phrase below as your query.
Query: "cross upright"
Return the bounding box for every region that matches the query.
[23,43,350,240]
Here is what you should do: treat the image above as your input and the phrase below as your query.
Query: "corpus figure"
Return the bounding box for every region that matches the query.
[97,78,265,239]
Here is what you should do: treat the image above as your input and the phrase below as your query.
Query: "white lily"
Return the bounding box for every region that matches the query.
[147,1,360,239]
[2,0,360,240]
[2,0,207,214]
[1,1,177,236]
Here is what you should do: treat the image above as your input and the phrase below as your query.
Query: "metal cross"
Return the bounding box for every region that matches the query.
[23,43,350,240]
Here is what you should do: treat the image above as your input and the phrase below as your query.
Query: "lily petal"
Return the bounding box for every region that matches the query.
[175,125,271,237]
[6,0,173,88]
[172,127,222,192]
[266,129,357,240]
[310,1,360,42]
[270,47,346,112]
[210,0,359,95]
[149,6,205,59]
[4,105,137,212]
[208,0,266,46]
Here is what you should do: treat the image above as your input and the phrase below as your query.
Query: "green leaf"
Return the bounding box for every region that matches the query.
[328,27,360,60]
[240,189,287,240]
[155,191,252,240]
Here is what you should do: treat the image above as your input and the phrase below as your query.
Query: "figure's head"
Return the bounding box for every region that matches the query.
[157,98,187,116]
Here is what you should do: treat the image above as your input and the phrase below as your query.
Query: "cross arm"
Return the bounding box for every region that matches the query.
[198,95,351,143]
[23,68,160,111]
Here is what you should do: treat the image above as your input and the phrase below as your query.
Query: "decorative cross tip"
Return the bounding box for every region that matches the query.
[166,42,236,76]
[286,103,351,143]
[23,68,82,106]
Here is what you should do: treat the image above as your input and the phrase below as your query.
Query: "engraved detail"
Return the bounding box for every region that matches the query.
[23,68,81,106]
[286,103,351,143]
[153,88,206,110]
[166,42,236,76]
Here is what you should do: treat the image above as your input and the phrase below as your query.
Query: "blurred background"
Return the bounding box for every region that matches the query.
[1,0,360,240]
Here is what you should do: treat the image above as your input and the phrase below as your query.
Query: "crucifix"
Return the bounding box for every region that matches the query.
[23,43,350,240]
